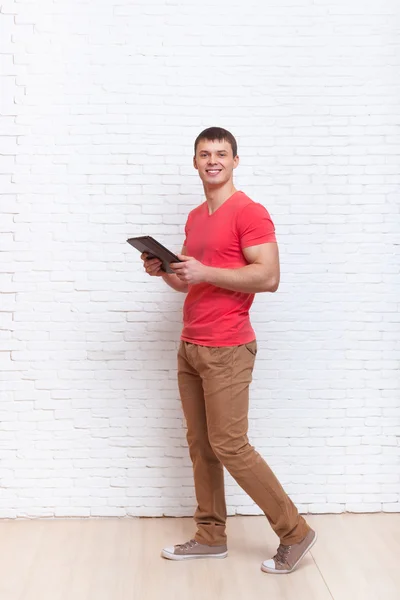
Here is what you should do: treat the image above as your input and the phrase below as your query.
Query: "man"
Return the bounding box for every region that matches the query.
[141,127,317,574]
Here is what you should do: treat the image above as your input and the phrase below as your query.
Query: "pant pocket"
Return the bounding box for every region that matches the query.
[244,341,257,356]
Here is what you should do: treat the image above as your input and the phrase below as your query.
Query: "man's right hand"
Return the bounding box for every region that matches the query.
[141,252,163,277]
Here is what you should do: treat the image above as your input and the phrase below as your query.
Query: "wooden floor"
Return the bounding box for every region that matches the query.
[0,514,399,600]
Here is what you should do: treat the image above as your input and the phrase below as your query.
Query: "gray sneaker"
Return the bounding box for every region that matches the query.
[161,538,228,561]
[261,529,317,574]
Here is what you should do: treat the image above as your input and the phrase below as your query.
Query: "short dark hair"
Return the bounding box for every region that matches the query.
[194,127,238,158]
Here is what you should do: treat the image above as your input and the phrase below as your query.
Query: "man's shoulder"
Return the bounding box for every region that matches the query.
[187,201,206,220]
[234,192,274,228]
[234,191,269,217]
[234,191,256,209]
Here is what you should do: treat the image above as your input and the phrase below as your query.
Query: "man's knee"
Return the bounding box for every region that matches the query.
[209,434,250,463]
[187,431,219,459]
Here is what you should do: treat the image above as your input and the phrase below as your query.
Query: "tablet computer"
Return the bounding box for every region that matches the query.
[126,235,183,274]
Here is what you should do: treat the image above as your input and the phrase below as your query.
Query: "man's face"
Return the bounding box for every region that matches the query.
[193,139,239,186]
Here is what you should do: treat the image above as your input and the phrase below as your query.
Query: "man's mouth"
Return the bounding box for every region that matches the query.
[206,169,222,175]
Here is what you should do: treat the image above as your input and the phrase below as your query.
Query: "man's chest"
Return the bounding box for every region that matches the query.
[186,215,246,267]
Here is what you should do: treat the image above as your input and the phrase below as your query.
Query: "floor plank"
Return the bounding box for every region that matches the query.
[0,514,398,600]
[308,513,400,600]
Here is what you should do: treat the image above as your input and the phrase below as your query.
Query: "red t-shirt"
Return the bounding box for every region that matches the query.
[181,190,277,346]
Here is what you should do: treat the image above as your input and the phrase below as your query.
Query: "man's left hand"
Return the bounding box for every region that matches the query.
[170,254,209,285]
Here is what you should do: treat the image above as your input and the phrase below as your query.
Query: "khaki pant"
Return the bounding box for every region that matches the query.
[177,340,310,546]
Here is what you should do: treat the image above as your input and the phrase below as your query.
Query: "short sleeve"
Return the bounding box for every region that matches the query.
[238,202,276,248]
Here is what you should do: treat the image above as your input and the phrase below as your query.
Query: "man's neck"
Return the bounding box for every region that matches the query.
[204,182,238,215]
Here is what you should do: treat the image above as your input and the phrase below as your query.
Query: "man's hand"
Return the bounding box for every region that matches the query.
[141,252,163,277]
[170,254,209,285]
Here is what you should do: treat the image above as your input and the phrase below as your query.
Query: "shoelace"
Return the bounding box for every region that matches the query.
[274,544,292,565]
[177,539,198,551]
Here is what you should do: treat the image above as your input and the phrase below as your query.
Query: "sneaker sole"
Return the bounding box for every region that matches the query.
[161,549,228,561]
[261,531,318,574]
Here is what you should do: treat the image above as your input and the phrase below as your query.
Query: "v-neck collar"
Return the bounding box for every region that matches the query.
[205,190,241,217]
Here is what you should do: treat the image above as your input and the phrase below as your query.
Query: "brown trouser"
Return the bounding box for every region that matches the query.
[177,339,310,546]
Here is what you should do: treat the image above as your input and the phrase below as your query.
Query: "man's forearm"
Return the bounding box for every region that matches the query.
[203,263,279,294]
[161,272,188,293]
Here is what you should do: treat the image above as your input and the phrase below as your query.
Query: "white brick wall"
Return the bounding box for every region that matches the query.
[1,0,399,518]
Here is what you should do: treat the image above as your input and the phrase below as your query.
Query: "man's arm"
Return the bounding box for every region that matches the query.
[171,243,280,294]
[205,243,279,293]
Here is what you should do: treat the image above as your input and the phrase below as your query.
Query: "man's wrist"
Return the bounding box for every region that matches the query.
[202,265,213,284]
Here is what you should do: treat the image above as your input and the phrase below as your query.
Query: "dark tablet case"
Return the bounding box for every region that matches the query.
[127,235,182,274]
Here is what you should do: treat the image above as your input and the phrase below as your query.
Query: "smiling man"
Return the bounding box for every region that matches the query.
[141,127,317,574]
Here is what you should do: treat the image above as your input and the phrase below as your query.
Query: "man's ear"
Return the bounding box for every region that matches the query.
[233,155,240,169]
[193,156,198,170]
